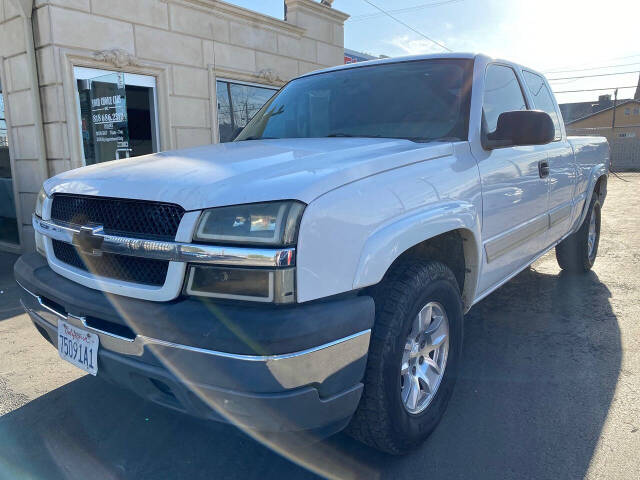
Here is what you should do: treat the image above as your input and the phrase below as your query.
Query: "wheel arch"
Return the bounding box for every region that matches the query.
[594,174,607,205]
[574,164,608,232]
[352,202,482,312]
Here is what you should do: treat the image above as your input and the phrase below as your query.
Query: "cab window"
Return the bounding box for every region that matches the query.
[522,70,562,141]
[482,64,527,134]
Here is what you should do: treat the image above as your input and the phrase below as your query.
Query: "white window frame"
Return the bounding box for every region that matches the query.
[72,66,161,166]
[211,74,280,144]
[215,77,281,91]
[59,49,172,171]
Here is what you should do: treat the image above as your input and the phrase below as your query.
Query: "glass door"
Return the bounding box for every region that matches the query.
[75,67,159,165]
[0,78,19,245]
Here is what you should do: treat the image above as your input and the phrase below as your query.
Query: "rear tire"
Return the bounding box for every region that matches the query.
[347,260,463,454]
[556,193,601,273]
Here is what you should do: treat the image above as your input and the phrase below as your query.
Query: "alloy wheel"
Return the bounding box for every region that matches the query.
[400,301,449,415]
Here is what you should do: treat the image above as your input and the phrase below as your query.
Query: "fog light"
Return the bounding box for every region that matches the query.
[185,266,295,303]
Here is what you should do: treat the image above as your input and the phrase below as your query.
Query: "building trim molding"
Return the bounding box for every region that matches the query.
[209,65,286,88]
[175,0,306,36]
[257,68,284,84]
[285,0,350,23]
[92,49,141,69]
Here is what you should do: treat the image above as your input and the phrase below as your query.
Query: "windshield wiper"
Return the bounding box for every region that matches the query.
[326,133,385,138]
[326,133,461,143]
[237,136,279,141]
[403,137,433,143]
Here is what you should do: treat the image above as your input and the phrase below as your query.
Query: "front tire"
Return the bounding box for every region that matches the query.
[556,193,601,272]
[347,260,463,454]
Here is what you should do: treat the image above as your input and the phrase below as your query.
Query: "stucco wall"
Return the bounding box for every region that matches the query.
[33,0,347,170]
[0,0,47,252]
[0,0,348,252]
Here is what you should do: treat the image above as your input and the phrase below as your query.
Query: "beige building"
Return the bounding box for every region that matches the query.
[567,99,640,140]
[566,99,640,171]
[0,0,348,253]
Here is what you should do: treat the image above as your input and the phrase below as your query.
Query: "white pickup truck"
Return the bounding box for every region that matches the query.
[15,53,609,454]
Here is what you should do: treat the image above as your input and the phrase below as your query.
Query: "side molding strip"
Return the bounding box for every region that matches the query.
[484,214,549,263]
[549,203,572,227]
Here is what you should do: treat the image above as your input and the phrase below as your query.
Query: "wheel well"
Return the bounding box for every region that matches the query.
[382,229,477,306]
[594,175,607,205]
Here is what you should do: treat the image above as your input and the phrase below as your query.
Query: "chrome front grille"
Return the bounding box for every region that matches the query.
[52,239,169,286]
[50,194,185,241]
[49,194,184,286]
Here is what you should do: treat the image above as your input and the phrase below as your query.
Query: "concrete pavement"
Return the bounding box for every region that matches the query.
[1,174,639,479]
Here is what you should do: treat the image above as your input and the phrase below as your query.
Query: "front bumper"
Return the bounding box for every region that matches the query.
[15,253,374,434]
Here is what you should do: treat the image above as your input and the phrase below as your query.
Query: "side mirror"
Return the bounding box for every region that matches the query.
[483,110,555,150]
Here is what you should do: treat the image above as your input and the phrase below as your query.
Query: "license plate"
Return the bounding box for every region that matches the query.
[57,320,99,375]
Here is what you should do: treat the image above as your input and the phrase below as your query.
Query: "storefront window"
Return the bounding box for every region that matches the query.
[216,80,277,142]
[0,79,19,245]
[74,67,159,165]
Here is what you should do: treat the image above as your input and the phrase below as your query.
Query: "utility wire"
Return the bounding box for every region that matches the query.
[361,0,452,52]
[542,62,640,74]
[350,0,463,22]
[552,85,638,94]
[548,70,640,81]
[543,53,640,73]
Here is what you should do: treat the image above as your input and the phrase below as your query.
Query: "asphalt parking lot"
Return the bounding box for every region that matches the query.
[1,174,639,480]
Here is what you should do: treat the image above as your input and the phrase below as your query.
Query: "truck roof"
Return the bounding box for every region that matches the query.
[296,53,542,80]
[297,52,479,78]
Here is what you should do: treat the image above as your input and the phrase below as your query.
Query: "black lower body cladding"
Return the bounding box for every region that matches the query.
[14,253,373,356]
[14,253,375,434]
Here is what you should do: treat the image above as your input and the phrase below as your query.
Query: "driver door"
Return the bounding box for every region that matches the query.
[475,64,550,294]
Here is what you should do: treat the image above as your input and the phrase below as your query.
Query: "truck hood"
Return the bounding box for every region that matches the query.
[45,138,453,210]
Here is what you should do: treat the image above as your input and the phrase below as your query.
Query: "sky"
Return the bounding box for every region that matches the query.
[227,0,640,104]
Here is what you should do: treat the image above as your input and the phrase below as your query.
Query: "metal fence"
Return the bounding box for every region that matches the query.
[566,126,640,171]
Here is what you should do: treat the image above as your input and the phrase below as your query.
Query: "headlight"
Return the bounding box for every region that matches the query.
[194,201,305,246]
[35,187,47,218]
[189,201,304,303]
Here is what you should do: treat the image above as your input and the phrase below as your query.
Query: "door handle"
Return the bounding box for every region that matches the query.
[538,160,549,178]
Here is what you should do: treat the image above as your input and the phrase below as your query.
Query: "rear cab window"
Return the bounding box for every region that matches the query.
[522,70,563,141]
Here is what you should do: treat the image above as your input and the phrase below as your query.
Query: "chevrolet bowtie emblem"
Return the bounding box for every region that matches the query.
[72,226,105,257]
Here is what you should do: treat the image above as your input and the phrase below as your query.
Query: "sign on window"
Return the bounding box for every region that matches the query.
[89,72,130,155]
[74,67,159,165]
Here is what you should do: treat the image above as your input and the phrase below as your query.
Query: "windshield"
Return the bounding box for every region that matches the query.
[235,59,473,143]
